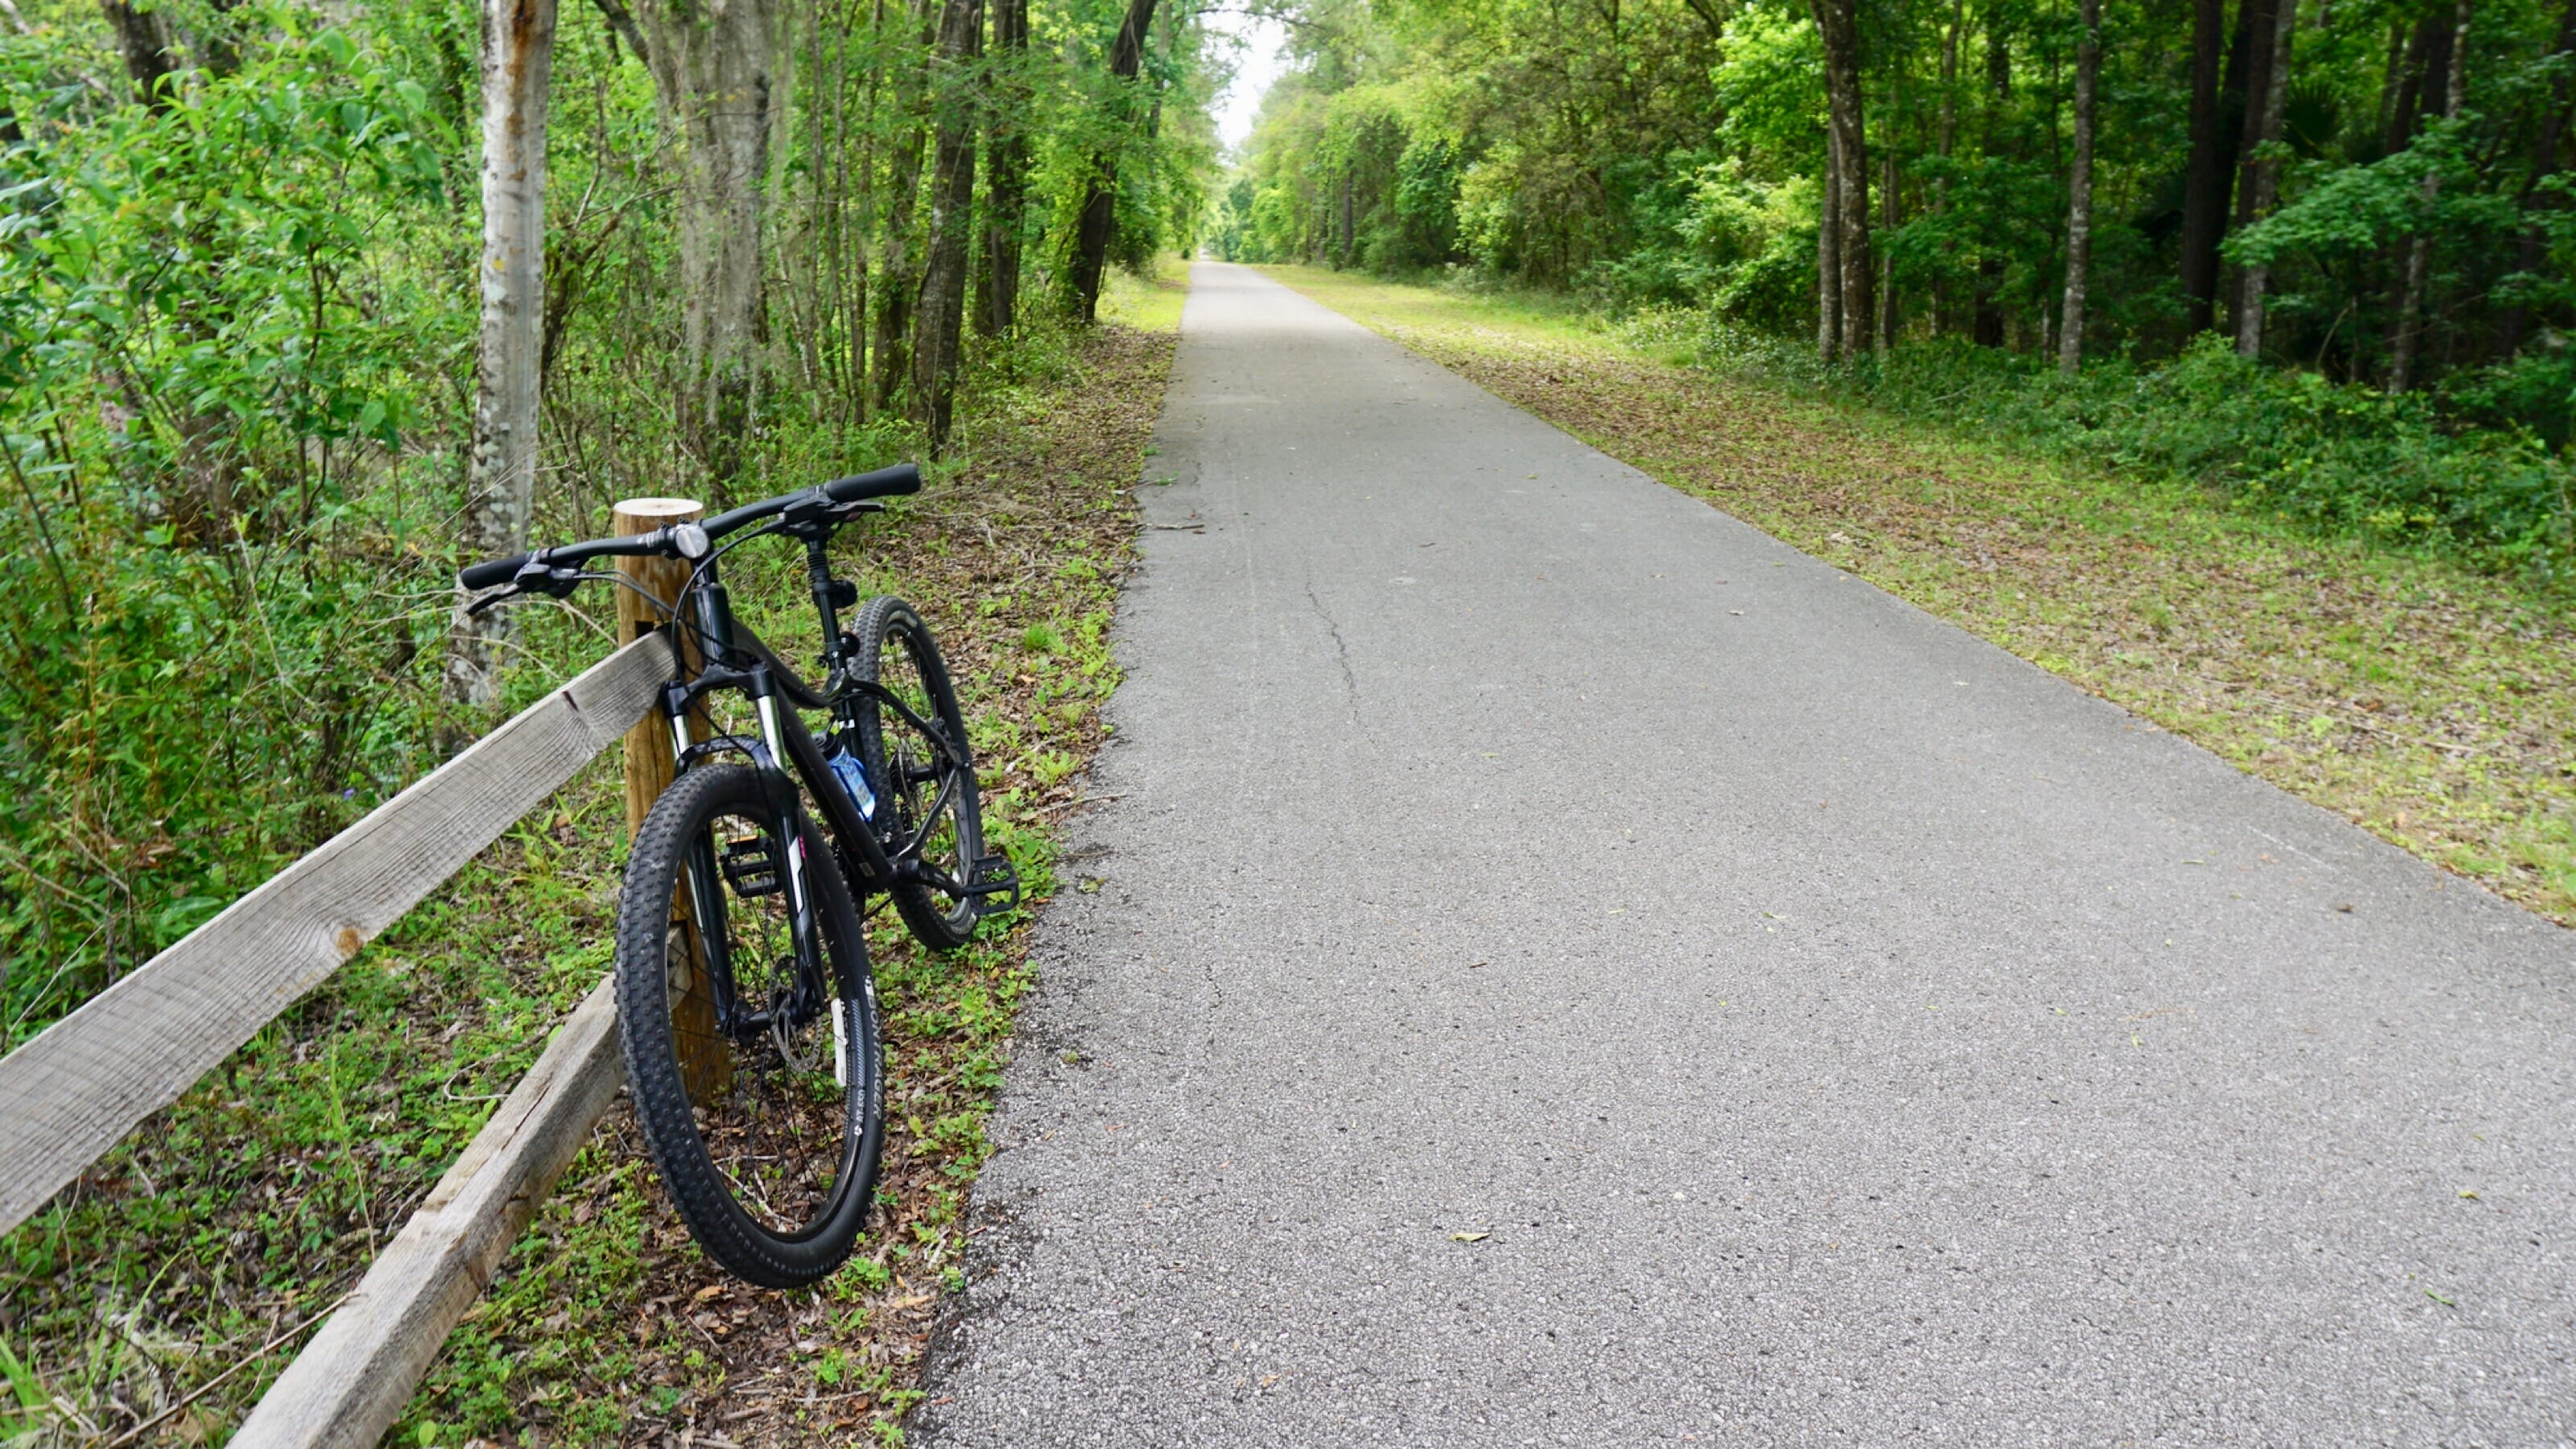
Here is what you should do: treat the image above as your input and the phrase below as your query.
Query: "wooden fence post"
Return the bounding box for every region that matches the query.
[613,498,727,1100]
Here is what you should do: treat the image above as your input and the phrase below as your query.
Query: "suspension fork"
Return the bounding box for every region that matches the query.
[749,661,829,1023]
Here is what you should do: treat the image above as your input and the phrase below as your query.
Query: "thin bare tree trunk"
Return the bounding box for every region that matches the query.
[448,0,559,712]
[973,0,1029,336]
[910,0,981,448]
[1814,0,1872,358]
[2235,0,2301,357]
[871,0,933,412]
[1818,126,1843,361]
[1877,147,1900,351]
[2178,0,2228,332]
[2388,0,2468,394]
[1932,0,1961,334]
[1071,0,1158,321]
[2218,0,2281,332]
[639,0,789,479]
[2058,0,2099,376]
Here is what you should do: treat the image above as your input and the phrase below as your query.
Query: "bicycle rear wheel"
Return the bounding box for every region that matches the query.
[848,595,987,950]
[615,763,885,1287]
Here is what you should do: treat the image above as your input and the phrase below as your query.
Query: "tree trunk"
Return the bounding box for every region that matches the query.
[1814,0,1872,358]
[2202,0,2269,329]
[101,0,180,105]
[638,0,788,481]
[2235,0,2300,357]
[2388,0,2468,394]
[2178,0,2228,332]
[2503,0,2576,354]
[910,0,981,448]
[1339,166,1354,262]
[973,0,1029,336]
[2377,17,2417,156]
[869,0,933,414]
[1933,0,1962,334]
[1974,6,2008,347]
[448,0,559,712]
[1818,126,1843,361]
[2058,0,2099,376]
[1070,0,1158,321]
[1877,147,1901,351]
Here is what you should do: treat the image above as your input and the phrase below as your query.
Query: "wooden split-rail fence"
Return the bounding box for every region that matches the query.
[0,499,714,1447]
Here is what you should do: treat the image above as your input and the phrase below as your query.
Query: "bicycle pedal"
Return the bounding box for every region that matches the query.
[968,853,1020,917]
[719,835,783,897]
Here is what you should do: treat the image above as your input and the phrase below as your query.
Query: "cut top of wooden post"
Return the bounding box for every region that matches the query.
[611,497,728,1101]
[613,495,703,840]
[613,497,705,523]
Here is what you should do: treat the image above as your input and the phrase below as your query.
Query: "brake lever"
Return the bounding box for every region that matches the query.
[467,560,584,615]
[464,584,524,617]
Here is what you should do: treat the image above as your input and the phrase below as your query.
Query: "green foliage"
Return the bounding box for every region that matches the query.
[1642,312,2576,580]
[0,0,1220,1048]
[0,7,473,1042]
[1224,0,2576,575]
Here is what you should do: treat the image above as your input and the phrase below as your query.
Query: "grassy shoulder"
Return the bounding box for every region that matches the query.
[0,263,1183,1447]
[1265,263,2576,927]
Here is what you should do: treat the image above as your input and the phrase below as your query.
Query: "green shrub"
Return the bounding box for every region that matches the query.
[1629,312,2576,585]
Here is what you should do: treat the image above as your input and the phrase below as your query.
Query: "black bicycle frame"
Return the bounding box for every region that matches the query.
[654,526,1004,1042]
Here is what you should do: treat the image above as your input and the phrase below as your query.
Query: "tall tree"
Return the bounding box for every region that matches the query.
[1071,0,1159,321]
[2058,0,2101,375]
[1819,125,1843,360]
[639,0,790,479]
[2234,0,2299,357]
[910,0,983,447]
[1974,3,2009,346]
[2389,0,2471,393]
[448,0,559,710]
[872,0,934,412]
[974,0,1030,336]
[2178,0,2230,332]
[1813,0,1872,357]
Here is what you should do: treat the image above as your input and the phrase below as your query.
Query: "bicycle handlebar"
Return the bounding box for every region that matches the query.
[706,463,921,537]
[456,464,922,591]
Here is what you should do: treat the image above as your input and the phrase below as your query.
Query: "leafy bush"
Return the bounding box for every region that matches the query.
[1631,313,2576,584]
[0,14,474,1046]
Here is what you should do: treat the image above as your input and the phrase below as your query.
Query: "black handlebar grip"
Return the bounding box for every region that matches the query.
[822,463,922,503]
[459,551,531,590]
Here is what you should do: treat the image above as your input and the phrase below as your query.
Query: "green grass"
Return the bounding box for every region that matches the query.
[1265,263,2576,926]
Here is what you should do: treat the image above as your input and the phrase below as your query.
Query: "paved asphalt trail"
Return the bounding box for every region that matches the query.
[912,264,2574,1445]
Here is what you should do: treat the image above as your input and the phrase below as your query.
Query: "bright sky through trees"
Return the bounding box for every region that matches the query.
[1208,9,1288,153]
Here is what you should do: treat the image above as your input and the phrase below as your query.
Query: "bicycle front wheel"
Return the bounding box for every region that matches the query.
[614,763,885,1287]
[848,595,988,951]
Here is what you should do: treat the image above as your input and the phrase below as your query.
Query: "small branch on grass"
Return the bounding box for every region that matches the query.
[102,1295,349,1447]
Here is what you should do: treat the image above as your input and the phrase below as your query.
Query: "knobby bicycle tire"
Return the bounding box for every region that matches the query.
[847,595,987,951]
[615,764,885,1287]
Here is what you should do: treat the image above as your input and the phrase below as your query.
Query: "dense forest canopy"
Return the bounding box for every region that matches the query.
[1218,0,2576,437]
[0,0,1217,1040]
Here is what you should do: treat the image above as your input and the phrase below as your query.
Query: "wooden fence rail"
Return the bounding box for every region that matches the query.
[232,976,625,1447]
[0,621,679,1445]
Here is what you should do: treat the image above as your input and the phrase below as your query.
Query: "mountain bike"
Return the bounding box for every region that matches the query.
[459,463,1019,1286]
